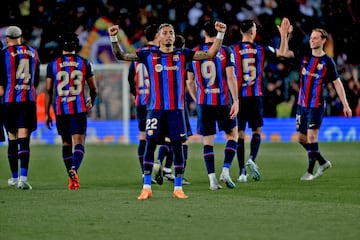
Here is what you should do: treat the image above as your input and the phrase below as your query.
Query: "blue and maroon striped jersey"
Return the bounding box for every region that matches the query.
[231,41,276,97]
[128,44,158,107]
[0,44,40,103]
[128,61,149,106]
[297,54,338,108]
[136,48,195,110]
[46,54,94,115]
[189,43,235,105]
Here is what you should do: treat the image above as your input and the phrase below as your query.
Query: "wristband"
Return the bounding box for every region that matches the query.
[110,35,118,42]
[216,32,225,40]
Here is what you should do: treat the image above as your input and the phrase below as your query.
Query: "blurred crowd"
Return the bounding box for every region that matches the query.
[1,0,359,117]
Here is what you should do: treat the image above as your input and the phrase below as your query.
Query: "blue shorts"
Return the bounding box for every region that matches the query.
[56,113,88,136]
[3,102,37,134]
[136,105,147,132]
[196,104,237,136]
[146,109,187,143]
[296,105,325,134]
[237,97,263,131]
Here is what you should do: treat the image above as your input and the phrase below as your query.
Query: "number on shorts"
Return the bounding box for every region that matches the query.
[146,118,158,130]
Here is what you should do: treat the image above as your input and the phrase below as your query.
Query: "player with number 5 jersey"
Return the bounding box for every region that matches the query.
[231,18,292,182]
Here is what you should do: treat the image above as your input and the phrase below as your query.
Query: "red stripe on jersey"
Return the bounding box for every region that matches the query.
[167,55,175,109]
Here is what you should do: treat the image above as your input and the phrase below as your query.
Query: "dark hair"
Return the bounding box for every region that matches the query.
[144,24,158,42]
[174,35,185,48]
[0,41,3,50]
[239,20,255,33]
[59,32,79,52]
[203,19,217,37]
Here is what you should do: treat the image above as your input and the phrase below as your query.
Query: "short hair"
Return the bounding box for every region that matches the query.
[157,23,174,33]
[5,26,22,39]
[59,32,79,52]
[144,24,158,42]
[239,20,256,34]
[312,28,328,39]
[203,19,217,37]
[174,35,185,49]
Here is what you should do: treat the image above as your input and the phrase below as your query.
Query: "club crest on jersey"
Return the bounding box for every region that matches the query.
[317,63,324,70]
[173,54,179,61]
[216,52,224,61]
[155,64,163,72]
[147,130,153,136]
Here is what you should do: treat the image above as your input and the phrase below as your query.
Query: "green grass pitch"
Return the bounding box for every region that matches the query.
[1,142,359,240]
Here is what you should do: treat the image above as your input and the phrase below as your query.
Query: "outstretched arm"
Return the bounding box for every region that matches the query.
[193,21,227,60]
[276,18,295,58]
[108,25,139,61]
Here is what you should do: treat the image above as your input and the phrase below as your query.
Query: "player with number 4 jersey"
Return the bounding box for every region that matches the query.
[0,26,40,190]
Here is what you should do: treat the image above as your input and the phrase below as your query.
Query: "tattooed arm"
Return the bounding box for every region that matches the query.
[108,25,139,61]
[193,21,227,60]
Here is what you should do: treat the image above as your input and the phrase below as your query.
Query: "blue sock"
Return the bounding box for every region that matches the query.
[307,143,318,174]
[157,143,171,165]
[204,145,215,174]
[18,138,30,177]
[62,145,73,171]
[73,144,85,171]
[174,176,182,187]
[172,142,184,177]
[250,133,261,161]
[8,140,18,178]
[143,139,157,175]
[138,140,146,173]
[237,138,246,175]
[143,174,152,185]
[224,140,237,168]
[182,144,188,171]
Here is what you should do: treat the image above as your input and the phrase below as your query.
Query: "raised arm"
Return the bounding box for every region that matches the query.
[193,21,227,60]
[108,25,139,61]
[276,18,295,58]
[333,78,352,117]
